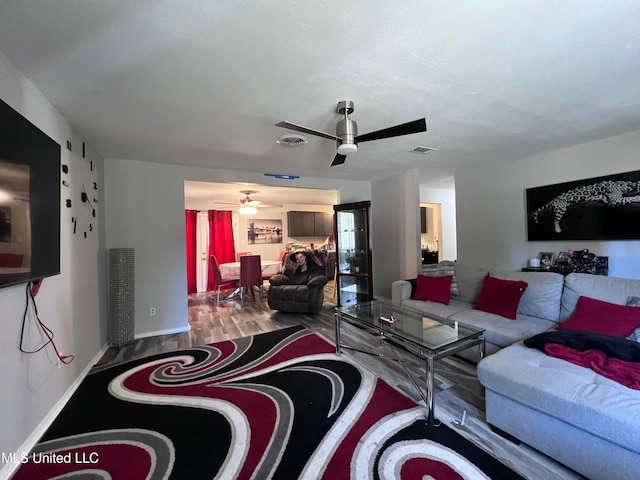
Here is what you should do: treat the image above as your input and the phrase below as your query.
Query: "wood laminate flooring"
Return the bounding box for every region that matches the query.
[99,284,586,480]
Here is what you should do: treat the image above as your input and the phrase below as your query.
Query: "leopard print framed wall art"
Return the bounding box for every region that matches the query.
[526,170,640,241]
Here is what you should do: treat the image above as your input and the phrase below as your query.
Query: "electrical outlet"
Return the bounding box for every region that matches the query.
[149,306,157,316]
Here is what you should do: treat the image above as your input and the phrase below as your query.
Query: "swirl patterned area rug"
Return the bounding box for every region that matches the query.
[13,325,524,479]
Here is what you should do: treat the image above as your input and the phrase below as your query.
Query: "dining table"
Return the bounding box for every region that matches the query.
[218,259,281,280]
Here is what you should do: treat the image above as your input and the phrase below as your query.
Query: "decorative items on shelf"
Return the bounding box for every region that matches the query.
[526,249,608,276]
[345,255,363,273]
[555,251,571,272]
[569,249,608,275]
[537,251,555,268]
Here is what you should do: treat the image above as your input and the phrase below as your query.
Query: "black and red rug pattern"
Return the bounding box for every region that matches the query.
[13,325,523,479]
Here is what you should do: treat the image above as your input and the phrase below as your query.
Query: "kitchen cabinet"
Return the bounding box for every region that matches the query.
[287,211,333,237]
[334,201,373,307]
[314,212,334,236]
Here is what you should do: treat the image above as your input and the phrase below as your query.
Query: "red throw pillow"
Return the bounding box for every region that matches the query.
[475,275,528,320]
[557,296,640,337]
[411,274,452,305]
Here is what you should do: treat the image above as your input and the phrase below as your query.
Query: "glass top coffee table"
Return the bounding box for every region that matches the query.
[334,298,485,425]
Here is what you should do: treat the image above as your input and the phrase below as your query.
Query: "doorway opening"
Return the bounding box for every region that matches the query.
[420,203,442,264]
[184,181,339,295]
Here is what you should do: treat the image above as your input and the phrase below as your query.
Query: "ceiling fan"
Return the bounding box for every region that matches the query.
[238,190,263,215]
[239,190,260,207]
[213,190,282,215]
[276,100,427,166]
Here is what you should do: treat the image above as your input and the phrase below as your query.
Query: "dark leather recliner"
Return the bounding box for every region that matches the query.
[267,271,328,313]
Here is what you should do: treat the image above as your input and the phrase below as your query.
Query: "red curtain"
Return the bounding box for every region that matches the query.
[207,210,236,290]
[185,210,198,294]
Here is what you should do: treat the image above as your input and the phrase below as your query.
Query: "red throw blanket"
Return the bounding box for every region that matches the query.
[525,330,640,390]
[544,343,640,390]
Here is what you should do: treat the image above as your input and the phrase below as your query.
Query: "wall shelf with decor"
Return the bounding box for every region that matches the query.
[333,201,373,307]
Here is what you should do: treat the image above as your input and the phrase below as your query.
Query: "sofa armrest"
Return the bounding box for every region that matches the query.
[391,280,412,305]
[307,274,328,288]
[269,274,291,286]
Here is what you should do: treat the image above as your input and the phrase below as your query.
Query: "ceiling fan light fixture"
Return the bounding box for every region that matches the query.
[239,205,258,216]
[276,133,308,147]
[337,143,357,155]
[238,190,260,215]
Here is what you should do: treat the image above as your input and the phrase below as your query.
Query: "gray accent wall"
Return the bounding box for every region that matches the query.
[456,130,640,279]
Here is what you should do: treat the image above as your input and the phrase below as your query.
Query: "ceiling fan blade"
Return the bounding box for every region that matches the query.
[331,153,347,166]
[275,121,338,141]
[356,118,427,143]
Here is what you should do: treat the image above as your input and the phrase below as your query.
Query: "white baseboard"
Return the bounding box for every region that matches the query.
[0,343,110,480]
[135,324,190,339]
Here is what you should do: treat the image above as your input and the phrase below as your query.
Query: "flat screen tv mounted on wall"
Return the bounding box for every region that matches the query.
[0,98,61,289]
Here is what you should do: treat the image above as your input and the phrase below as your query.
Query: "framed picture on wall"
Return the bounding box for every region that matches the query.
[525,169,640,240]
[247,219,283,244]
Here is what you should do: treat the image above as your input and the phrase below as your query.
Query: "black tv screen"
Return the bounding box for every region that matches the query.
[0,98,60,289]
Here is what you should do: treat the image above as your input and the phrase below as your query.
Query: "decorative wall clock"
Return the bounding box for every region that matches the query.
[63,141,98,238]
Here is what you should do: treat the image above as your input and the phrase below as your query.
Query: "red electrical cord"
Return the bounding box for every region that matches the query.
[19,281,74,365]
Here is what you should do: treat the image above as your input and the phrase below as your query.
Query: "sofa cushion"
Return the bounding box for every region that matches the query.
[450,309,553,350]
[475,275,528,320]
[412,274,452,305]
[422,260,460,295]
[453,263,490,303]
[400,297,473,320]
[490,269,564,322]
[557,296,640,338]
[561,273,640,320]
[477,342,640,456]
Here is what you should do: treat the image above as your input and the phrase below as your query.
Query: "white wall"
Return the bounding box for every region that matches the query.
[0,52,104,467]
[420,187,457,261]
[104,158,370,337]
[372,170,421,298]
[369,177,456,300]
[456,130,640,278]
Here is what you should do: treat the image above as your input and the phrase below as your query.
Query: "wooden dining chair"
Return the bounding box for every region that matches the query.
[210,255,239,304]
[278,251,287,272]
[240,254,263,303]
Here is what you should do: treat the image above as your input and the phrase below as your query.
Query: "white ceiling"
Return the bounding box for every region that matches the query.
[2,1,640,191]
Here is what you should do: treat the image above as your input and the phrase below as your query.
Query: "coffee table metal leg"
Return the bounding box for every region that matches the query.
[426,355,436,425]
[479,336,486,360]
[334,310,342,355]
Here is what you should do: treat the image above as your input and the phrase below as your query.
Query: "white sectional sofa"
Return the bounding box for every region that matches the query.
[478,273,640,480]
[391,262,565,362]
[393,263,640,479]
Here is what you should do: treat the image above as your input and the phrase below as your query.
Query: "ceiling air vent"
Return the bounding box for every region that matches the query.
[276,133,308,147]
[409,146,438,155]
